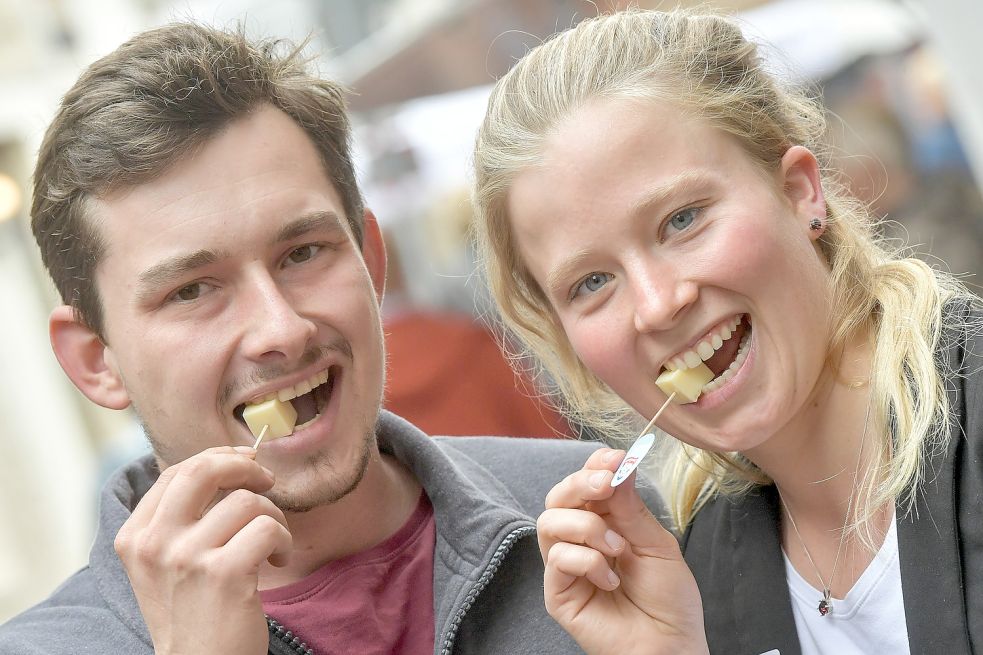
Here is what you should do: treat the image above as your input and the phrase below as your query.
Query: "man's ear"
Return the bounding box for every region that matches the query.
[361,208,387,302]
[49,305,130,410]
[780,145,827,232]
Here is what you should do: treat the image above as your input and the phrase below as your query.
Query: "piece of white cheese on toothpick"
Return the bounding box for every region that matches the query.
[655,362,714,404]
[242,397,297,440]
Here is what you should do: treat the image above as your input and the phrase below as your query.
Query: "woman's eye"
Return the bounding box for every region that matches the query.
[573,272,613,299]
[667,207,700,234]
[286,244,320,265]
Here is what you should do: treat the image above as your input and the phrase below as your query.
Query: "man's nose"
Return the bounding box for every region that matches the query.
[631,258,697,334]
[240,276,317,363]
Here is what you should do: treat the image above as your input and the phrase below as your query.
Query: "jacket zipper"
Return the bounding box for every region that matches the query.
[267,616,313,655]
[438,525,536,655]
[264,525,536,655]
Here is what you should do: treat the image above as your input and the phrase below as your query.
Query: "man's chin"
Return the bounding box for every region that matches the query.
[265,435,373,513]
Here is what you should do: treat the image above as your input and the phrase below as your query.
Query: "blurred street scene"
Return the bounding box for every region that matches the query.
[1,0,981,622]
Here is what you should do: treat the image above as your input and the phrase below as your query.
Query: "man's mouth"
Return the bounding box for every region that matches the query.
[662,314,751,394]
[234,366,338,435]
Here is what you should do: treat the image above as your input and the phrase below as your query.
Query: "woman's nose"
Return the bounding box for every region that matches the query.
[631,260,698,333]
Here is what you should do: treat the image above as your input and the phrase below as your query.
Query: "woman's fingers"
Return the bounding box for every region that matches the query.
[604,475,682,559]
[545,448,625,510]
[537,507,627,561]
[544,541,621,601]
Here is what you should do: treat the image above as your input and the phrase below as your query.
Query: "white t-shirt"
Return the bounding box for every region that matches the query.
[783,514,911,654]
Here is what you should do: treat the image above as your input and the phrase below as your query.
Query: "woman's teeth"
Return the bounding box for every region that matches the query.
[659,315,751,398]
[701,331,751,392]
[663,315,741,371]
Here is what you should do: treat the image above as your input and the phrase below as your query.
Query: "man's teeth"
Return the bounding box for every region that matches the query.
[253,369,330,404]
[295,415,320,430]
[664,315,742,372]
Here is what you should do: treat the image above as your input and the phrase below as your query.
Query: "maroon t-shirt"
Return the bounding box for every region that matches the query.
[261,492,436,654]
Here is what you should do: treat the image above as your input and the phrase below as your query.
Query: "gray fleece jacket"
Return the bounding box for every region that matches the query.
[0,411,664,654]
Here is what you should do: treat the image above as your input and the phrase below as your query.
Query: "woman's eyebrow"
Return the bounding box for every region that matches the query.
[543,171,716,299]
[626,170,716,220]
[545,249,592,298]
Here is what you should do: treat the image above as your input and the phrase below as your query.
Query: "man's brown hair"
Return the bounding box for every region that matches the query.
[31,22,364,340]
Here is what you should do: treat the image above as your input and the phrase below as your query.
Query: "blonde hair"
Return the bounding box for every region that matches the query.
[471,8,978,538]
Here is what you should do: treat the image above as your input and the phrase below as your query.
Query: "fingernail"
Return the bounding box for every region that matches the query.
[602,450,619,463]
[607,570,621,588]
[604,529,625,551]
[233,446,256,455]
[260,465,275,479]
[589,471,606,489]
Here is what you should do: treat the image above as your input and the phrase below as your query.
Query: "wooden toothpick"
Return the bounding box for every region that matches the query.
[639,391,676,437]
[253,424,269,450]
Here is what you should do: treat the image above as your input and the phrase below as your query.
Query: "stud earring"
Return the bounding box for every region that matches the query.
[809,218,823,231]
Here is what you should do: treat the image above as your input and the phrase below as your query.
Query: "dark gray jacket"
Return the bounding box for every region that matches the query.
[1,411,662,654]
[683,318,983,655]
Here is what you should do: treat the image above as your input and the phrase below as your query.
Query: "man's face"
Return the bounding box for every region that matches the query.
[91,105,386,510]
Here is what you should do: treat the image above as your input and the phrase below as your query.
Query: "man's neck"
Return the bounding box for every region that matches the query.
[257,451,422,590]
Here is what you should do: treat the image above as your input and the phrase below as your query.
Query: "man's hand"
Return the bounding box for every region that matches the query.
[538,448,709,655]
[114,446,292,655]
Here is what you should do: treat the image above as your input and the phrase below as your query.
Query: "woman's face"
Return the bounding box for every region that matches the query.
[507,96,831,453]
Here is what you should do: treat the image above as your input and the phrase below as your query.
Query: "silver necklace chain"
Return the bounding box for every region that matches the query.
[779,396,872,617]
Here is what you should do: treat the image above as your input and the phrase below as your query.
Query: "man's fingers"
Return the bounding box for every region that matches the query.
[152,451,276,524]
[193,488,289,547]
[224,514,294,570]
[127,447,263,527]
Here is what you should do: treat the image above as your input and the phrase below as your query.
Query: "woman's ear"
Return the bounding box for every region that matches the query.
[780,145,827,237]
[361,208,388,302]
[49,305,130,410]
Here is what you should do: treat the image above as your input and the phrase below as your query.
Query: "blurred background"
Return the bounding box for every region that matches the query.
[1,0,981,623]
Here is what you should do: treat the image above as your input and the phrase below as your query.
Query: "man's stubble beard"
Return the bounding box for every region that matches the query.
[265,426,375,513]
[137,411,377,514]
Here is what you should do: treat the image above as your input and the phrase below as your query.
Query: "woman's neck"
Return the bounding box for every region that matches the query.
[745,332,882,529]
[742,332,895,596]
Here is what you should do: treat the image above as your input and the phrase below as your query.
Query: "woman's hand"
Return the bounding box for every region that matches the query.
[538,448,709,655]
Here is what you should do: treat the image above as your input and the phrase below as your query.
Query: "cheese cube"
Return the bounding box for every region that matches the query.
[242,397,298,440]
[656,363,714,404]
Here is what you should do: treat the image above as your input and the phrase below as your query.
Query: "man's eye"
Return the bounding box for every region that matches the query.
[572,272,613,299]
[174,283,205,302]
[286,244,321,265]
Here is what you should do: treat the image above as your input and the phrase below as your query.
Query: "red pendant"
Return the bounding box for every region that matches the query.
[818,598,830,616]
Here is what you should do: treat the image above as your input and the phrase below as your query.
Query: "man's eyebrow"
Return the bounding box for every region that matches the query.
[134,211,348,302]
[543,171,716,300]
[273,210,347,245]
[136,249,223,301]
